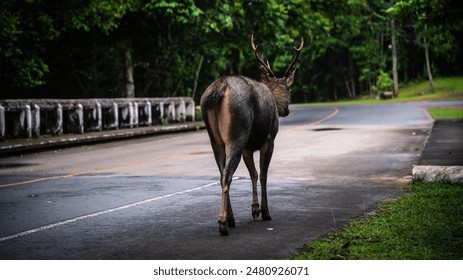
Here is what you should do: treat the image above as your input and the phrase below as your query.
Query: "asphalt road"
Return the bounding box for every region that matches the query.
[0,101,455,259]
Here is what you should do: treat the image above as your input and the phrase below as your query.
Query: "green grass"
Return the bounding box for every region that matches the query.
[291,182,463,260]
[428,107,463,119]
[304,76,463,105]
[399,76,463,100]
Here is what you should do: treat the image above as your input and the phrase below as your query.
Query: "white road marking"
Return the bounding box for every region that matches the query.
[0,178,239,243]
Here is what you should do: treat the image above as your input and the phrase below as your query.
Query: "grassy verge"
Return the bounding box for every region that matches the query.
[303,76,463,105]
[291,182,463,260]
[427,107,463,119]
[399,76,463,100]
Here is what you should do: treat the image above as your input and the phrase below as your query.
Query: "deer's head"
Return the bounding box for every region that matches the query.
[251,34,304,117]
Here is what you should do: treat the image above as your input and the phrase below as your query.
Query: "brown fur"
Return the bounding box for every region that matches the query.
[267,80,291,117]
[200,35,303,235]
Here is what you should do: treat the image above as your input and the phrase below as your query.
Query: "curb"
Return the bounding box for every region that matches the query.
[412,165,463,184]
[412,118,463,184]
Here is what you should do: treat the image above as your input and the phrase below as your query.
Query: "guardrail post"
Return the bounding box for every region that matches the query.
[133,102,139,127]
[152,102,163,125]
[31,104,40,138]
[175,99,186,122]
[25,105,32,138]
[0,105,5,140]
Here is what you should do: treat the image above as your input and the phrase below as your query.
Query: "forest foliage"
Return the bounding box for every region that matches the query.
[1,0,462,102]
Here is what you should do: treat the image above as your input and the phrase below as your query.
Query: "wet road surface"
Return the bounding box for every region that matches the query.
[1,102,451,259]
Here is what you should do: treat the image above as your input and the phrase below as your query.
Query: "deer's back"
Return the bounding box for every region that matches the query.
[200,76,279,151]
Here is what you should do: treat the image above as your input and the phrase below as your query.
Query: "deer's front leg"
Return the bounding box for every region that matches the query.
[259,141,274,221]
[243,150,260,219]
[227,194,235,228]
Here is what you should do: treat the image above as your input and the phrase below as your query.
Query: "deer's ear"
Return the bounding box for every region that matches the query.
[286,66,298,87]
[260,66,271,82]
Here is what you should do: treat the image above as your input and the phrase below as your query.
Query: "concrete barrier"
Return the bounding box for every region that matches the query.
[0,97,195,141]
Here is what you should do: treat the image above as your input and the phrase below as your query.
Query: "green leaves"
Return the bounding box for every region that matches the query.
[1,0,461,101]
[143,0,202,24]
[69,0,131,33]
[377,71,394,92]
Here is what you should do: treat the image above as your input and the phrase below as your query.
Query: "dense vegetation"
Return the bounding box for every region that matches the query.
[1,0,462,103]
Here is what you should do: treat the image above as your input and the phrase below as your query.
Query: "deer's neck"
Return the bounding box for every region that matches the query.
[267,82,290,117]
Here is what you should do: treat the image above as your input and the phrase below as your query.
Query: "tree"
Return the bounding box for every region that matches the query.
[1,0,57,91]
[1,0,131,98]
[390,0,400,97]
[388,0,463,91]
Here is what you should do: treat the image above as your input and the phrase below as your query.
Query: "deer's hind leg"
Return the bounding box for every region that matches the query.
[218,147,242,235]
[204,111,236,234]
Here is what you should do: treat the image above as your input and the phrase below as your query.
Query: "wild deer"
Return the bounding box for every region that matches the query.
[200,34,304,235]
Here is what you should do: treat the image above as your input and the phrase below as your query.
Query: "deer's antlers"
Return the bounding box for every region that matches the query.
[251,34,304,78]
[251,34,276,77]
[284,37,304,77]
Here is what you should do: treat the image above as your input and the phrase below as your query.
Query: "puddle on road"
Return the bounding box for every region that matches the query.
[311,128,343,132]
[0,163,39,169]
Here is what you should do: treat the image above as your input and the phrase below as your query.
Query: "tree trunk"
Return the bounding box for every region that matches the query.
[350,78,356,98]
[368,79,374,97]
[191,55,204,100]
[343,73,353,98]
[172,77,182,97]
[119,51,135,98]
[348,53,356,97]
[423,26,435,90]
[390,3,399,98]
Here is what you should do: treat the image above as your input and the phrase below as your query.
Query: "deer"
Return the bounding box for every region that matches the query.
[200,34,304,235]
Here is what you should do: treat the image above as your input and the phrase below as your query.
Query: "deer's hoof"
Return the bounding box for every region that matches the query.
[262,211,272,221]
[228,219,236,228]
[252,204,261,220]
[218,220,229,236]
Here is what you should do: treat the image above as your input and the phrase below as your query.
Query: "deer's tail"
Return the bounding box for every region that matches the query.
[201,76,229,110]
